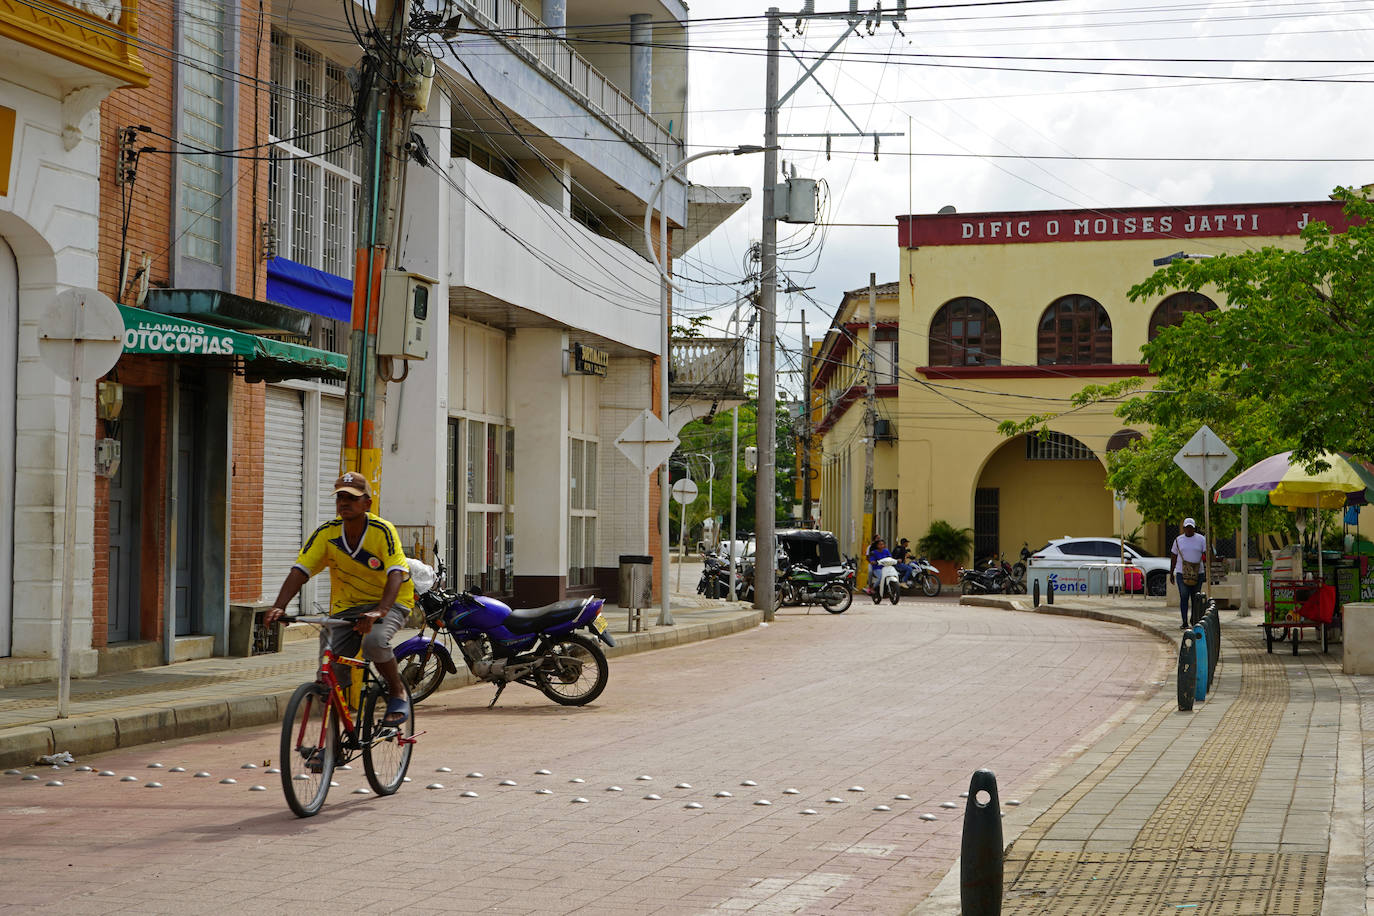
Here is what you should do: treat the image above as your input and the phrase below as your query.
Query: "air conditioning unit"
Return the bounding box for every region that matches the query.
[873,419,895,440]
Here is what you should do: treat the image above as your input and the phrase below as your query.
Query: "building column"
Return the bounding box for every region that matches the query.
[510,328,569,604]
[541,0,566,35]
[527,158,572,218]
[629,13,653,111]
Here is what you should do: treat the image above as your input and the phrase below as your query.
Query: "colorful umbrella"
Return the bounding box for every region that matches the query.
[1215,451,1374,509]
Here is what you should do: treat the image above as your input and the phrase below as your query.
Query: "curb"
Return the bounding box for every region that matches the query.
[1,604,763,769]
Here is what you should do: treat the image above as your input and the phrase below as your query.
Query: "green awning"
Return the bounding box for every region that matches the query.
[118,305,347,383]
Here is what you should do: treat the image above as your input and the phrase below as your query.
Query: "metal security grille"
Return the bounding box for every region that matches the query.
[262,387,306,610]
[268,30,359,283]
[1026,430,1096,461]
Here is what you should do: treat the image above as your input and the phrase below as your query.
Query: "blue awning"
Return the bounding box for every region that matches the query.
[266,256,352,323]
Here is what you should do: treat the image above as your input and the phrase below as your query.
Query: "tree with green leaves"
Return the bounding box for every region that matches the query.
[1001,188,1373,533]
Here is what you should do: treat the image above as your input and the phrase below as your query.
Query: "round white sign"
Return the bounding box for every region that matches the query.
[38,288,124,382]
[671,477,699,505]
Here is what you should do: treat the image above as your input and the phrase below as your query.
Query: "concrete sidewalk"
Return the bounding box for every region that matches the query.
[0,595,761,770]
[913,592,1364,916]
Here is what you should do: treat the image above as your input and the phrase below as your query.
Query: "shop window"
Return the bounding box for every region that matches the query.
[1025,431,1095,461]
[446,417,514,595]
[929,297,1001,366]
[1148,292,1217,340]
[1037,295,1112,365]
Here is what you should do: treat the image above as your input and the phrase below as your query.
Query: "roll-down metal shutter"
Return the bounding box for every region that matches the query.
[262,387,306,610]
[311,394,346,613]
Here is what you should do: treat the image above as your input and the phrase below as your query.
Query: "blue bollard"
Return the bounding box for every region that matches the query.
[1177,632,1196,712]
[1193,624,1209,701]
[960,769,1003,916]
[1205,609,1220,688]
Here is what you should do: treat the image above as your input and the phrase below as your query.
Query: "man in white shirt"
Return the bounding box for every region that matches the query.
[1169,517,1209,629]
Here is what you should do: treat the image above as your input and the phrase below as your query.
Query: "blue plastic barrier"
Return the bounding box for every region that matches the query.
[1193,624,1209,701]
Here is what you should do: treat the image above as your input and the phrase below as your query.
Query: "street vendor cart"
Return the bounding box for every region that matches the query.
[1217,450,1374,655]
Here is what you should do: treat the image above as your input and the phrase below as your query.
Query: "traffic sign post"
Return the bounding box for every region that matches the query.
[671,477,699,590]
[38,289,125,719]
[1173,425,1237,591]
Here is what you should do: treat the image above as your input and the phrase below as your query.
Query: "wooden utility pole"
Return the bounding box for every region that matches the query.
[859,273,876,590]
[344,0,419,501]
[800,309,812,527]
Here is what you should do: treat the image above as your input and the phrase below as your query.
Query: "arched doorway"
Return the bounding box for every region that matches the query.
[974,432,1112,561]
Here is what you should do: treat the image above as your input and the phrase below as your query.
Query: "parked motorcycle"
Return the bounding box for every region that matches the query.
[958,562,1012,595]
[777,561,852,613]
[990,554,1027,594]
[394,557,616,708]
[900,555,942,598]
[696,552,738,600]
[1010,543,1031,584]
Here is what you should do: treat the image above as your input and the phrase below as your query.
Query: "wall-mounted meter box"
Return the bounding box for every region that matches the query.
[378,269,435,359]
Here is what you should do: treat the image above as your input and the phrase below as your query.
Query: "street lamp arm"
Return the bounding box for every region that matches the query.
[643,146,765,292]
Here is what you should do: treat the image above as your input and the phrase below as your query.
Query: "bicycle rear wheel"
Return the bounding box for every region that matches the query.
[362,683,414,796]
[281,682,337,818]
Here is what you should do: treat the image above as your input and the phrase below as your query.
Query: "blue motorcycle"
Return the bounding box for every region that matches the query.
[395,558,615,708]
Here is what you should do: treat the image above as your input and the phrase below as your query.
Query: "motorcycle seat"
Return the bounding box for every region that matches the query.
[503,598,587,636]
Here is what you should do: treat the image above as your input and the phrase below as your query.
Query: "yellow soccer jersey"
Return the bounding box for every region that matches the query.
[295,513,415,615]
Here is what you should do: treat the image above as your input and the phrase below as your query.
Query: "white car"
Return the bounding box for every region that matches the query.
[1029,537,1171,596]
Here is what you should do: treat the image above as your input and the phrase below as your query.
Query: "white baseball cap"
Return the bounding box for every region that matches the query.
[1183,517,1196,528]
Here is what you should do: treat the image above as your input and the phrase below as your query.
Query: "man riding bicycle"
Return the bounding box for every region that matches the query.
[265,472,415,728]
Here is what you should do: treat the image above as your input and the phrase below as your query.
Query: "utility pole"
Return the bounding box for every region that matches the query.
[758,2,905,614]
[800,308,812,527]
[344,0,418,496]
[860,273,876,590]
[757,8,781,623]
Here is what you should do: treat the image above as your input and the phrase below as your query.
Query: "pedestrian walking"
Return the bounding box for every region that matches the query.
[1169,517,1208,629]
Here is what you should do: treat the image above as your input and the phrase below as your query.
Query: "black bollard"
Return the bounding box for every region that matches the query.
[1190,592,1205,625]
[1177,631,1196,711]
[1032,579,1040,608]
[1046,581,1054,605]
[960,769,1003,916]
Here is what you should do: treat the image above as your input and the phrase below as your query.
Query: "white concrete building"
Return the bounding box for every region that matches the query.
[266,0,747,607]
[0,3,147,670]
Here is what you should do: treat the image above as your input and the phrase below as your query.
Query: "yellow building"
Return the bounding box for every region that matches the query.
[814,200,1352,574]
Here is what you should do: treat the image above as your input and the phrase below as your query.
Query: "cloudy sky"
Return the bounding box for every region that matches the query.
[672,0,1374,391]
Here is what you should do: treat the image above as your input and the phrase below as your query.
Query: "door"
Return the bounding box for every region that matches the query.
[174,378,204,636]
[974,487,1000,561]
[262,386,305,611]
[106,392,143,642]
[0,239,14,655]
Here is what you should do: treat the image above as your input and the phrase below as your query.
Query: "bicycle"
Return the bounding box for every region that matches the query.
[279,614,419,818]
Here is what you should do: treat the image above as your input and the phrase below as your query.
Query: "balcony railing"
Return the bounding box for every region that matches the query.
[670,338,747,401]
[1,0,149,87]
[456,0,683,167]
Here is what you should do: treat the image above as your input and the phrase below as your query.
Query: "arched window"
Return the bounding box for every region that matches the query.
[928,297,1001,366]
[1148,291,1217,340]
[1037,295,1112,365]
[1106,429,1143,453]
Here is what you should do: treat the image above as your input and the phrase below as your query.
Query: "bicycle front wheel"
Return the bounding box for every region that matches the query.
[280,682,338,818]
[362,684,414,796]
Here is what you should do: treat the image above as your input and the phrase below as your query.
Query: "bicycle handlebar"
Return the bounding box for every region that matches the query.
[286,615,359,628]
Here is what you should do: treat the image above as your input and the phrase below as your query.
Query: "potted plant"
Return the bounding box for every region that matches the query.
[917,520,974,584]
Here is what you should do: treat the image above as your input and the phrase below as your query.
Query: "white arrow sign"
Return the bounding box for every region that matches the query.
[1173,425,1237,491]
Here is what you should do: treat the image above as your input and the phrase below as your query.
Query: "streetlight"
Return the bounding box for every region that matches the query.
[643,144,763,626]
[1152,251,1213,266]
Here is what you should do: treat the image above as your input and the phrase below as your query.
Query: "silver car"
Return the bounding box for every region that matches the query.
[1029,537,1171,596]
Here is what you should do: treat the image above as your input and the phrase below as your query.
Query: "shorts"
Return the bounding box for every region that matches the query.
[320,603,410,665]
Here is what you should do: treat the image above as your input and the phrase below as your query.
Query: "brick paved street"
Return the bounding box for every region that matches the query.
[0,600,1168,914]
